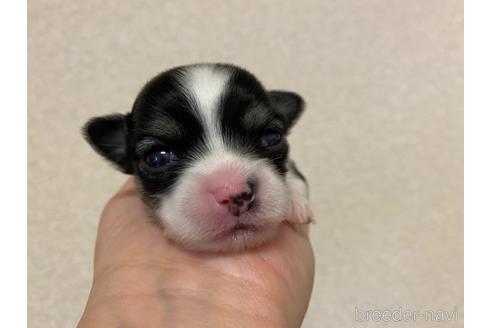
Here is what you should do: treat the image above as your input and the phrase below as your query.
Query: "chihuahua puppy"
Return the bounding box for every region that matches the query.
[84,63,313,252]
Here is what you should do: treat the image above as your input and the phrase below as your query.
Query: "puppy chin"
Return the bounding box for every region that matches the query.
[167,222,281,252]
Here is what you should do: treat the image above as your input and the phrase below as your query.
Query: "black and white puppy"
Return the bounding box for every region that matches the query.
[84,63,313,252]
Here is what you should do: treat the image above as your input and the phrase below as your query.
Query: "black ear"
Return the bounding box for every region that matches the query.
[268,91,305,129]
[82,113,133,174]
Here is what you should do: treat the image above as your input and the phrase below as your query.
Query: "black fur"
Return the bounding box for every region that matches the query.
[83,113,133,174]
[130,67,207,198]
[268,90,305,129]
[83,63,305,200]
[219,67,290,175]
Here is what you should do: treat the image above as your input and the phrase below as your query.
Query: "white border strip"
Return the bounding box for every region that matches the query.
[0,0,27,326]
[464,0,492,326]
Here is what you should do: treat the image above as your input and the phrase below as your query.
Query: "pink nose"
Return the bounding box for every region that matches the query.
[212,182,255,216]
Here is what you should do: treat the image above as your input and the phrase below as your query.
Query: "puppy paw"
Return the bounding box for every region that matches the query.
[287,196,315,224]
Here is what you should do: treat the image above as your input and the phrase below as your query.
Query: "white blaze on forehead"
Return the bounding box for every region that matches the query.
[184,65,231,148]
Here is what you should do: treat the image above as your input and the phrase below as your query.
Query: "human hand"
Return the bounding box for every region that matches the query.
[78,178,315,327]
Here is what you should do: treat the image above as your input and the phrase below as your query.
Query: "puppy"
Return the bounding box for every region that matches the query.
[83,63,313,252]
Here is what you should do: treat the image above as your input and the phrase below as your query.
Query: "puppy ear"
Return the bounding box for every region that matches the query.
[268,91,305,129]
[82,113,133,174]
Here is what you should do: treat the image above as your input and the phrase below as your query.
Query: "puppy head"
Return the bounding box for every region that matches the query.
[84,63,305,251]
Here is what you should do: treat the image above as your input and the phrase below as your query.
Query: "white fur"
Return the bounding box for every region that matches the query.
[286,161,313,224]
[184,65,230,151]
[157,151,289,251]
[286,161,309,198]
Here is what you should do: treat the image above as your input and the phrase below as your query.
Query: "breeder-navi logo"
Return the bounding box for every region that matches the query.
[355,306,459,323]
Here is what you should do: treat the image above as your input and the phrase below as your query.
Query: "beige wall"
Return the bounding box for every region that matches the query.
[28,1,463,327]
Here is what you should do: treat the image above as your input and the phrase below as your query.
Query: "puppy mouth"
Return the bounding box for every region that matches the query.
[231,223,258,233]
[218,223,259,240]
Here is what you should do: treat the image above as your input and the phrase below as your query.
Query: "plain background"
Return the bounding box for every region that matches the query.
[28,1,463,327]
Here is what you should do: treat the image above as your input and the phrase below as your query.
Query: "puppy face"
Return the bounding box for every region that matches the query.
[84,63,304,251]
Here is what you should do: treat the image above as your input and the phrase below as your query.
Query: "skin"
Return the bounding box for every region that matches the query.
[78,178,315,328]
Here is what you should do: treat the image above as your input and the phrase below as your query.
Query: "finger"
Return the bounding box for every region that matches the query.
[116,177,137,195]
[99,178,145,228]
[286,221,311,240]
[106,178,141,206]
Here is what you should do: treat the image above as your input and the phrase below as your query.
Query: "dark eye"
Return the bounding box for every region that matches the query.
[144,148,177,168]
[261,132,282,147]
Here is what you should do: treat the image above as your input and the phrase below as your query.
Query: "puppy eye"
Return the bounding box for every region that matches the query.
[144,147,177,168]
[261,132,282,147]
